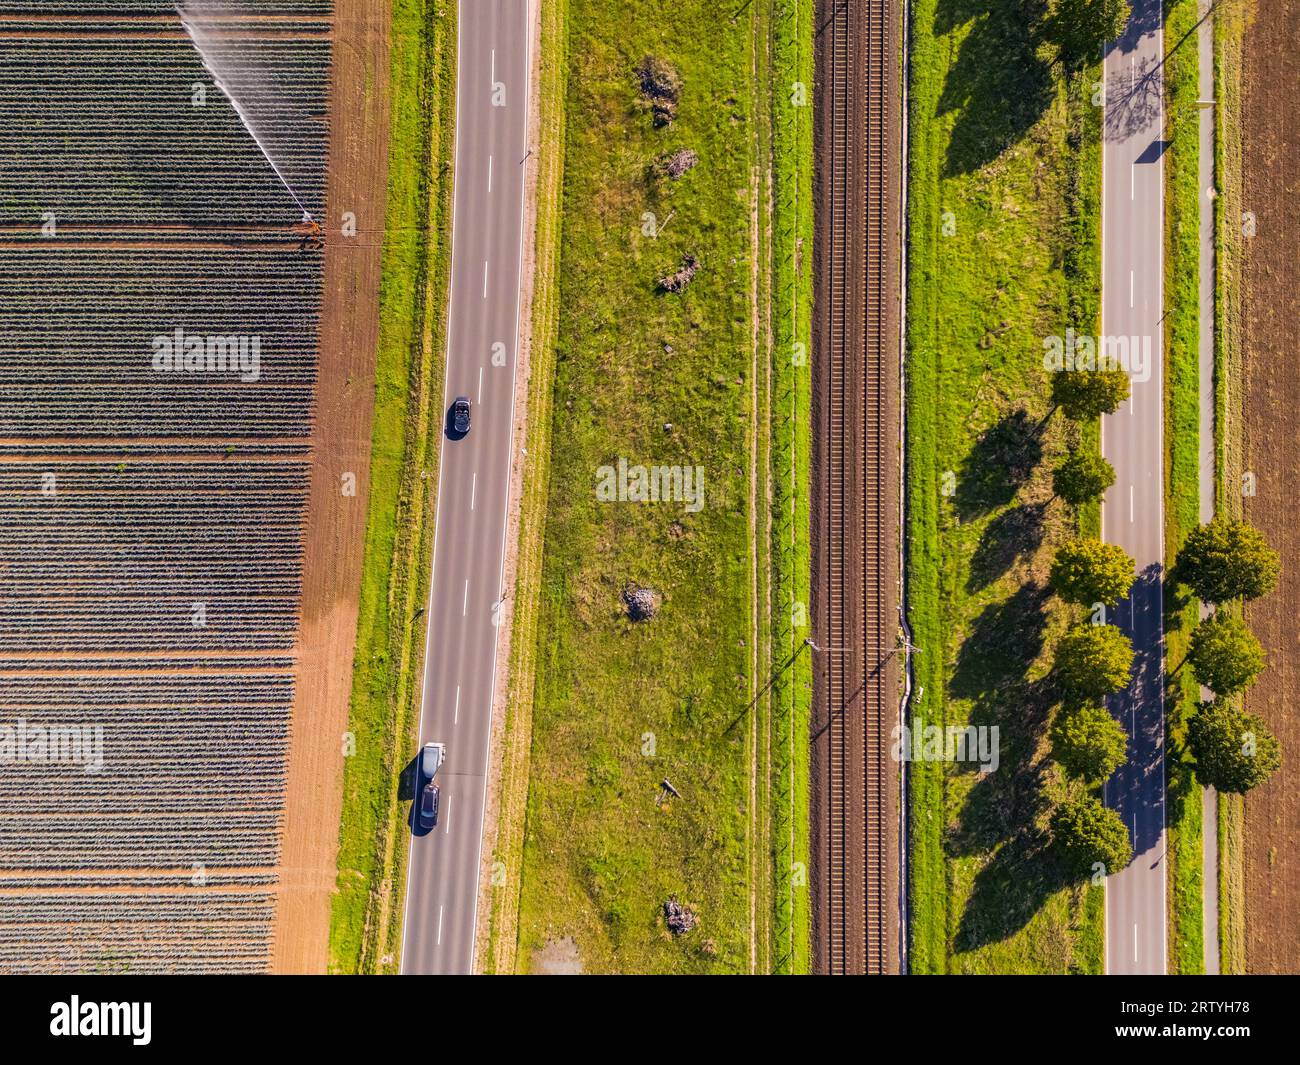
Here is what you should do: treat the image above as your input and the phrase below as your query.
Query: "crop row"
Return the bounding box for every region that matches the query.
[0,19,331,33]
[0,673,294,706]
[0,444,309,457]
[0,248,322,390]
[0,389,316,438]
[0,462,308,610]
[0,947,269,976]
[0,599,299,652]
[0,814,282,868]
[0,660,295,674]
[0,891,275,922]
[0,459,310,497]
[0,872,276,888]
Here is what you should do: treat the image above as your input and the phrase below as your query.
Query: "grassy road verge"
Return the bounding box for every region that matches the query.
[328,0,457,974]
[1161,0,1205,976]
[505,0,772,975]
[483,0,569,975]
[906,2,1105,974]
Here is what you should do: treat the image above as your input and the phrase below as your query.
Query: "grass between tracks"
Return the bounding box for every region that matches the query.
[906,1,1105,974]
[328,0,457,973]
[506,0,789,974]
[1161,0,1204,977]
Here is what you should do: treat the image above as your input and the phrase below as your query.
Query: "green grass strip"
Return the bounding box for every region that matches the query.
[328,0,458,974]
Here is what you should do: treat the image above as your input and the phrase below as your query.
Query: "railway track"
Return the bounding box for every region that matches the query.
[812,0,900,976]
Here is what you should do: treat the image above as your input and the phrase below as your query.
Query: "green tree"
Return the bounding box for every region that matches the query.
[1188,612,1266,696]
[1187,699,1281,794]
[1048,1,1133,66]
[1051,795,1132,878]
[1049,538,1136,606]
[1053,450,1116,506]
[1050,368,1130,421]
[1051,703,1129,782]
[1054,623,1134,699]
[1174,517,1280,603]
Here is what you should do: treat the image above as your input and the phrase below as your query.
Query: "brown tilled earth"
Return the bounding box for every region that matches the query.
[270,0,391,973]
[1240,0,1300,976]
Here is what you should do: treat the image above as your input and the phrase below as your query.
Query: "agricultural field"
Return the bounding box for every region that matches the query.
[0,250,319,436]
[0,1,339,973]
[1237,0,1300,975]
[0,34,329,229]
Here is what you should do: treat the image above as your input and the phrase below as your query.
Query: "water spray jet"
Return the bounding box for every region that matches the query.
[174,2,315,221]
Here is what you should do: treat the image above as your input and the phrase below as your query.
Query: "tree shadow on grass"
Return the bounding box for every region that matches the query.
[942,575,1086,951]
[967,501,1048,592]
[954,408,1044,521]
[953,821,1076,953]
[946,677,1075,952]
[949,581,1052,702]
[947,677,1055,839]
[934,0,1054,176]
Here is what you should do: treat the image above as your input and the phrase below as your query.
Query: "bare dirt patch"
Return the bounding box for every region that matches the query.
[531,935,583,974]
[1240,0,1300,976]
[270,0,391,973]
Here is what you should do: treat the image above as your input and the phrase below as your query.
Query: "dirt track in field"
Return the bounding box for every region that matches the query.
[1240,0,1300,976]
[270,0,390,973]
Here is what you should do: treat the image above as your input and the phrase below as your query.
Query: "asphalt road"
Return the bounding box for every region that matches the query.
[400,0,530,975]
[1100,0,1168,976]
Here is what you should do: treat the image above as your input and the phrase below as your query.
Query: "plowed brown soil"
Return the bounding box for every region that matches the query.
[1240,0,1300,976]
[270,0,390,973]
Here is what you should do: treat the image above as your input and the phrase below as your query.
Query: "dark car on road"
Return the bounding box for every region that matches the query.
[451,395,471,436]
[418,780,441,829]
[414,742,446,832]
